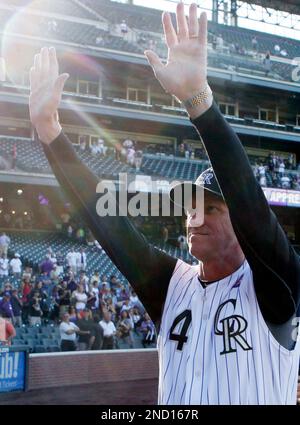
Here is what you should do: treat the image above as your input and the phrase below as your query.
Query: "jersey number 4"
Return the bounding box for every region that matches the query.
[169,309,192,351]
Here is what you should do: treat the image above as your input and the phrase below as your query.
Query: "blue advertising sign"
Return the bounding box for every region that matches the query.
[0,348,28,393]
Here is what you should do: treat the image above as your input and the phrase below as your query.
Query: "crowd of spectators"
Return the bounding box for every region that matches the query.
[0,233,156,351]
[115,138,143,172]
[0,210,35,229]
[253,152,300,190]
[79,137,108,157]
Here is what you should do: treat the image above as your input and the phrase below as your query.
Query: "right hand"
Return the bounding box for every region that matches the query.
[29,47,69,144]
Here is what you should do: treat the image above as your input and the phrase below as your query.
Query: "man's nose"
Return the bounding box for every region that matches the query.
[187,208,205,228]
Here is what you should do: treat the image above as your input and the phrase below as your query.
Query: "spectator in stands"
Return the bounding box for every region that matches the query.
[258,163,266,180]
[78,270,89,291]
[91,270,100,285]
[274,44,280,54]
[120,20,128,37]
[280,49,287,57]
[268,152,277,172]
[116,310,133,348]
[126,146,136,166]
[72,284,88,312]
[21,277,32,324]
[212,34,217,50]
[0,232,10,256]
[281,174,291,189]
[67,224,73,238]
[132,307,142,333]
[79,136,87,152]
[91,280,100,310]
[57,280,71,318]
[40,255,54,276]
[9,253,22,277]
[0,253,9,277]
[97,138,107,156]
[104,297,117,322]
[59,312,80,352]
[76,227,85,243]
[66,248,78,275]
[11,289,22,327]
[22,266,32,281]
[0,311,16,346]
[292,176,300,190]
[99,311,116,350]
[278,159,285,177]
[0,292,13,321]
[287,154,294,170]
[90,141,98,156]
[91,314,104,350]
[120,298,131,314]
[129,290,139,308]
[135,149,143,172]
[28,291,43,326]
[65,270,77,293]
[76,308,94,351]
[1,282,13,296]
[68,306,77,323]
[50,264,61,284]
[252,36,258,52]
[77,247,87,272]
[109,275,118,291]
[216,34,223,51]
[139,313,156,348]
[263,51,271,76]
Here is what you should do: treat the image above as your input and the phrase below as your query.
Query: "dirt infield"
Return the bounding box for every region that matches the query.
[0,378,158,405]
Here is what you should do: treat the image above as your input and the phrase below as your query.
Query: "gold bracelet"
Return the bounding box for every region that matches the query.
[182,85,210,108]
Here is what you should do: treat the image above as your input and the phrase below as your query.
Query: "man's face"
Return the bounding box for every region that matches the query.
[186,191,240,262]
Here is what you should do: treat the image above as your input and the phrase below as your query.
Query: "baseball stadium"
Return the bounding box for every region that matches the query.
[0,0,299,406]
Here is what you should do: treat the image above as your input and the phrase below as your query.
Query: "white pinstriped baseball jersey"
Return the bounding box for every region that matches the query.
[157,259,300,405]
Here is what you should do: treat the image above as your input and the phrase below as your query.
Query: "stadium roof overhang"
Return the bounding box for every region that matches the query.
[241,0,300,15]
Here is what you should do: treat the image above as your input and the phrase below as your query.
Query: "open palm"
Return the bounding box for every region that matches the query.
[29,47,69,143]
[145,3,208,103]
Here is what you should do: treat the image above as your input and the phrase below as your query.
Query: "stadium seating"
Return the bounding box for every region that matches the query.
[7,232,125,279]
[0,136,51,173]
[7,0,95,20]
[141,154,209,181]
[84,0,164,33]
[0,0,299,81]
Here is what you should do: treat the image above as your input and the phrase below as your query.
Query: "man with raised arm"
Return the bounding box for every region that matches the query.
[29,2,300,405]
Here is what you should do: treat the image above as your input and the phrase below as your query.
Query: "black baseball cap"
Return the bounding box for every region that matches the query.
[169,167,223,208]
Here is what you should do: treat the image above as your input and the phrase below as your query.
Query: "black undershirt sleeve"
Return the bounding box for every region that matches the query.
[191,102,300,329]
[41,132,177,325]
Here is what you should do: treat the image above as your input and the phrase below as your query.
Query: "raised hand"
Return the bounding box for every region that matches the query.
[144,2,212,115]
[29,47,69,144]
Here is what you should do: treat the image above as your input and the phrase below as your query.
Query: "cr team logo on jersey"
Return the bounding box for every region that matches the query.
[169,298,253,355]
[214,299,252,355]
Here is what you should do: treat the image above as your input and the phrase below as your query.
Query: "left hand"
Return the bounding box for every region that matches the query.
[144,2,209,103]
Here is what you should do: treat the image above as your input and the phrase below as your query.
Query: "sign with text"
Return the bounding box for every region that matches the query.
[0,349,28,393]
[262,188,300,208]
